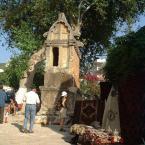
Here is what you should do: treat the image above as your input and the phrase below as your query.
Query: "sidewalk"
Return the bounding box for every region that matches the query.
[0,115,72,145]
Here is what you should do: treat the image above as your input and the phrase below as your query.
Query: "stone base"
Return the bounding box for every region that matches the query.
[38,87,60,116]
[35,115,48,124]
[35,111,60,125]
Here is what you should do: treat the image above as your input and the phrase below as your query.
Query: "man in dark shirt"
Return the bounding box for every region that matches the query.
[0,84,7,124]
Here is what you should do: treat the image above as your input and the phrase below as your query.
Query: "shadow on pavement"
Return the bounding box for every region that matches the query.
[41,124,74,145]
[11,123,23,132]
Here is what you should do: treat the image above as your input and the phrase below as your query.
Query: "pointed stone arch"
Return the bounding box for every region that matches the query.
[15,47,46,104]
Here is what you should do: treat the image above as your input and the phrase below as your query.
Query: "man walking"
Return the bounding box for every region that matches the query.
[0,83,7,124]
[22,87,40,133]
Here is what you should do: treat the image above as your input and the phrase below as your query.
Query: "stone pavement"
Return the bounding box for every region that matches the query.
[0,115,73,145]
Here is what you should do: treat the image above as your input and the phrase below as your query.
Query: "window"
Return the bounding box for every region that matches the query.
[53,47,59,66]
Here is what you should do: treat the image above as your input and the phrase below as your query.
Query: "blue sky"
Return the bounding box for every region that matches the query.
[0,14,145,63]
[0,30,19,63]
[116,14,145,36]
[0,32,10,63]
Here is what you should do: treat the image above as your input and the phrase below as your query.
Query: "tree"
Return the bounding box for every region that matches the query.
[1,0,145,55]
[104,26,145,85]
[3,54,29,89]
[104,26,145,145]
[0,0,145,87]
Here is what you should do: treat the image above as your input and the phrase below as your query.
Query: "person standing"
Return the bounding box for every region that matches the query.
[22,87,40,133]
[59,91,68,131]
[0,84,7,124]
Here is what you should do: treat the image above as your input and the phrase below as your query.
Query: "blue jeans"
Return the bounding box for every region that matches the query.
[23,104,36,131]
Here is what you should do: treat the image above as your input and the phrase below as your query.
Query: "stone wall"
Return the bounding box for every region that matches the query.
[69,46,80,88]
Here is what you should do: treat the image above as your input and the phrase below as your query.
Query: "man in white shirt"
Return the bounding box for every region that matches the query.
[22,87,40,133]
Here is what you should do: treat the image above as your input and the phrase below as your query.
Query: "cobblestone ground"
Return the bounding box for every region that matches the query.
[0,114,72,145]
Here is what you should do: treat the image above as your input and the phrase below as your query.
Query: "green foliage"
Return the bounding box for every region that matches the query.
[80,0,145,69]
[1,0,145,55]
[11,22,42,54]
[33,61,45,88]
[80,80,100,97]
[3,54,29,89]
[0,55,45,89]
[0,72,7,85]
[104,26,145,85]
[0,0,145,86]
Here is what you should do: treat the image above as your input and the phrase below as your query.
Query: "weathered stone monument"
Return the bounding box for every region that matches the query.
[16,13,83,123]
[39,13,83,118]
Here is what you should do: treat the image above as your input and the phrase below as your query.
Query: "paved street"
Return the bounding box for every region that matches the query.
[0,115,72,145]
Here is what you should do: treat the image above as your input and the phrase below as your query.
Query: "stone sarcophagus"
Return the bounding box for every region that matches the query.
[38,13,83,120]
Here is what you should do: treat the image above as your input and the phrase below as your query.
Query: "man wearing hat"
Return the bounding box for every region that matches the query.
[59,91,68,131]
